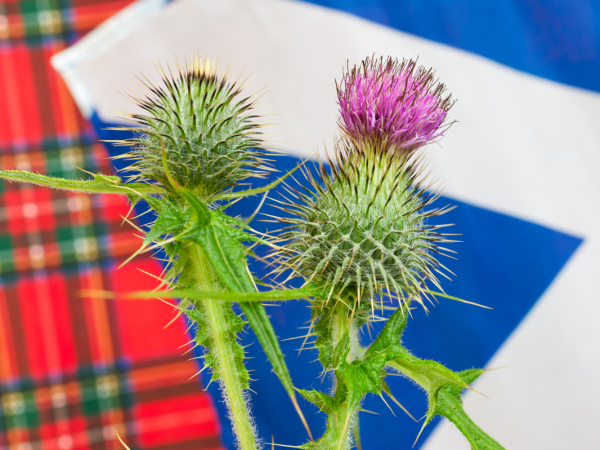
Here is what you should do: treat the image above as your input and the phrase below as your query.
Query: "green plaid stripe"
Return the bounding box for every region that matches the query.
[0,0,133,42]
[0,357,219,449]
[1,371,131,431]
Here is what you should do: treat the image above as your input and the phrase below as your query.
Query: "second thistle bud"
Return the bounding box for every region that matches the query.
[278,141,452,312]
[277,57,456,316]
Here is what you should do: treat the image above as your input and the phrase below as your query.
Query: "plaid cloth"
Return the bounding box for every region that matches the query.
[0,1,222,449]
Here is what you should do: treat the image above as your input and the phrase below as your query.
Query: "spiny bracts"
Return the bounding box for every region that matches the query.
[274,139,457,313]
[337,56,454,156]
[112,55,271,198]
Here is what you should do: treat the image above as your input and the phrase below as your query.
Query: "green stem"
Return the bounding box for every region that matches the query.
[352,410,362,450]
[330,302,361,450]
[189,244,257,450]
[330,302,351,358]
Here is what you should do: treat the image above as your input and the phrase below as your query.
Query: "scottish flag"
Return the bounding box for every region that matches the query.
[52,1,599,448]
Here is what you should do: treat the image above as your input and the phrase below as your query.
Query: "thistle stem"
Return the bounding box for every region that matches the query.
[330,301,361,450]
[189,244,257,450]
[330,302,350,356]
[330,302,360,364]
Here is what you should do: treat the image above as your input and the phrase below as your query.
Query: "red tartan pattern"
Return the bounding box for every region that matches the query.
[0,1,223,449]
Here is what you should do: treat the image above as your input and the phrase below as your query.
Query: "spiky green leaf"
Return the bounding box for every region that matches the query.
[0,170,161,195]
[177,190,310,434]
[143,202,191,246]
[297,389,336,415]
[426,370,503,449]
[186,299,249,387]
[302,305,504,449]
[125,285,318,302]
[211,162,305,200]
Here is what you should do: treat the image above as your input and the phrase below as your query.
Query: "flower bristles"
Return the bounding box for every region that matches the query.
[271,138,457,312]
[337,56,454,157]
[111,55,273,198]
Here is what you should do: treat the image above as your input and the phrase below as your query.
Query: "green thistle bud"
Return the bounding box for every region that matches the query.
[113,56,270,197]
[277,140,455,313]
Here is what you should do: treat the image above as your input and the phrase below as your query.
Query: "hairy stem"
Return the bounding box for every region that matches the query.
[330,302,361,450]
[189,244,257,450]
[330,302,351,358]
[352,410,362,450]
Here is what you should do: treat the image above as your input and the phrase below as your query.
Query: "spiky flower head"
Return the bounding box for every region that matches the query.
[275,139,455,314]
[114,56,271,198]
[337,56,453,156]
[275,55,456,316]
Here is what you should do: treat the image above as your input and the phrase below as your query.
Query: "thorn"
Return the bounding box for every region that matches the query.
[379,394,395,417]
[358,408,380,415]
[465,384,489,398]
[178,338,196,349]
[136,268,169,289]
[298,319,315,356]
[281,334,316,341]
[384,390,417,422]
[189,364,210,380]
[116,432,131,450]
[182,343,199,355]
[291,396,313,440]
[78,289,116,299]
[484,365,508,372]
[412,422,427,448]
[163,311,182,329]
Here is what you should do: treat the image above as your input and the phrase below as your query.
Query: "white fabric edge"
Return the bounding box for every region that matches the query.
[50,0,169,118]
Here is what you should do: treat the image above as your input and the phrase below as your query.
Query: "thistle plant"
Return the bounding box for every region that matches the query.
[271,56,505,449]
[0,53,507,450]
[0,56,310,450]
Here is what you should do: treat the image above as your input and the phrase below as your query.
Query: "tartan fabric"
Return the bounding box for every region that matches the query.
[0,1,223,449]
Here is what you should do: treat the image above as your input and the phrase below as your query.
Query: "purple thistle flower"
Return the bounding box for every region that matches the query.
[337,56,454,155]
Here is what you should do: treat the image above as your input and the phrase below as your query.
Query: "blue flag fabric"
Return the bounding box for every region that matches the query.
[53,1,600,448]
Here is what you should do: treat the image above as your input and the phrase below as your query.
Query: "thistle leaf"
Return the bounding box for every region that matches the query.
[178,189,311,435]
[211,162,305,201]
[427,370,503,450]
[179,188,212,228]
[338,361,381,412]
[125,285,318,302]
[301,306,505,449]
[188,214,252,292]
[381,308,504,449]
[186,297,249,388]
[0,170,161,195]
[297,389,336,414]
[143,202,191,246]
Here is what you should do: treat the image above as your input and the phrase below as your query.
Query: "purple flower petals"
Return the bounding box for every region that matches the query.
[337,57,453,154]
